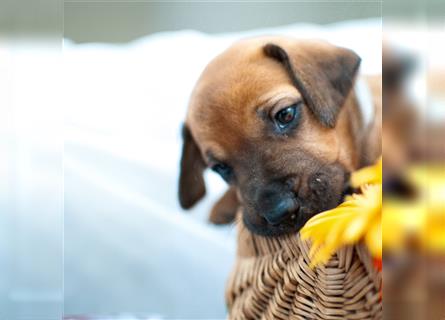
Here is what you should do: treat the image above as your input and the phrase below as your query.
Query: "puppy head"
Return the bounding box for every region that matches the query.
[179,37,362,236]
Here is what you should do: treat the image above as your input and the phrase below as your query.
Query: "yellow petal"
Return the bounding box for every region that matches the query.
[342,211,369,244]
[366,219,382,258]
[351,157,382,188]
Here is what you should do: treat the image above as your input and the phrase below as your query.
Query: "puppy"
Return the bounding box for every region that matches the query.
[178,37,381,237]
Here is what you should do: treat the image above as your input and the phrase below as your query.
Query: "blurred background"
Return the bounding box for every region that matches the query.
[63,1,380,43]
[382,9,445,320]
[0,0,444,319]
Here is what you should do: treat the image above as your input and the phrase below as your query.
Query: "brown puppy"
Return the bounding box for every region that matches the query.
[178,37,380,237]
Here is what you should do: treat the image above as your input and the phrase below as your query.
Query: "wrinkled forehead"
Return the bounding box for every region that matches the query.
[186,41,297,153]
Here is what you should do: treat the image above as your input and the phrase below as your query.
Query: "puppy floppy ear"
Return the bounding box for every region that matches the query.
[178,124,206,209]
[263,42,361,128]
[209,187,239,225]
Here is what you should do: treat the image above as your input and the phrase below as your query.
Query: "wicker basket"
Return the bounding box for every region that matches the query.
[226,218,382,320]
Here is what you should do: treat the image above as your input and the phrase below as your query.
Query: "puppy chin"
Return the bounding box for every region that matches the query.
[242,208,307,237]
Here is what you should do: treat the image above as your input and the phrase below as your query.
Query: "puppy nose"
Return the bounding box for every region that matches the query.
[261,193,299,225]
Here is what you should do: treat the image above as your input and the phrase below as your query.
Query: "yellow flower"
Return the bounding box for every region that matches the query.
[383,165,445,253]
[383,199,426,251]
[351,157,382,187]
[301,157,445,267]
[300,158,382,267]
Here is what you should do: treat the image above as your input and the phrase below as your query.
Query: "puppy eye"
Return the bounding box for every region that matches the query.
[275,105,298,128]
[211,163,233,183]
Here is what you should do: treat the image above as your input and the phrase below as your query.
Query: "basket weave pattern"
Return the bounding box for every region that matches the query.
[226,221,382,320]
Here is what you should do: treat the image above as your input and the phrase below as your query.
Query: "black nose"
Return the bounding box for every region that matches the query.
[258,189,299,225]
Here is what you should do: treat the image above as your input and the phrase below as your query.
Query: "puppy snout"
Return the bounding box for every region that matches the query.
[258,188,299,225]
